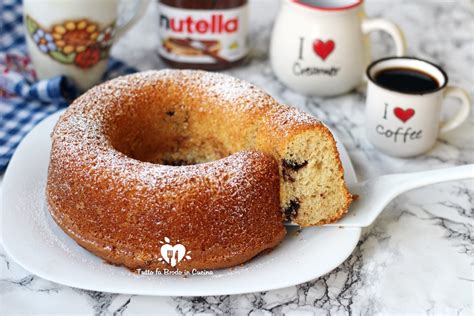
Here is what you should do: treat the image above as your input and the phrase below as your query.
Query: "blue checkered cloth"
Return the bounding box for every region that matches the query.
[0,0,137,171]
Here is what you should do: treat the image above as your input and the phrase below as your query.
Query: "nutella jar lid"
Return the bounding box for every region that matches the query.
[159,0,247,10]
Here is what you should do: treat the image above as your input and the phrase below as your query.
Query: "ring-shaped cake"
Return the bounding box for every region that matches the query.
[46,70,352,271]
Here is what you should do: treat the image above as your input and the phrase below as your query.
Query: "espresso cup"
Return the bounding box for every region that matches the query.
[270,0,406,97]
[23,0,150,91]
[365,57,471,157]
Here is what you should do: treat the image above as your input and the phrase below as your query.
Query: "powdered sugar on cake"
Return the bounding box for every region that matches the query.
[51,69,321,189]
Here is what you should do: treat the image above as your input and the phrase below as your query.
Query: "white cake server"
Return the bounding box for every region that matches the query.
[287,164,474,227]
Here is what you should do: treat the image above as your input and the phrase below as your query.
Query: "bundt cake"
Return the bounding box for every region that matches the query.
[46,70,352,272]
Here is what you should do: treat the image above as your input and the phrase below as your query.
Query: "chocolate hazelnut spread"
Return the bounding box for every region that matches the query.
[157,0,249,70]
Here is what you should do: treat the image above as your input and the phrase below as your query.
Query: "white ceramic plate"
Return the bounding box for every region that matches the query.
[1,110,360,296]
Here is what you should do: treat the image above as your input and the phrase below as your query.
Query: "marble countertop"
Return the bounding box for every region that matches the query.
[1,0,473,314]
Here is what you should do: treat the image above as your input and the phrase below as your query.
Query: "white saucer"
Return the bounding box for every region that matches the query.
[1,110,361,296]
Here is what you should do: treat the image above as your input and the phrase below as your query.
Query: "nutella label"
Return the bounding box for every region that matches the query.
[157,3,248,64]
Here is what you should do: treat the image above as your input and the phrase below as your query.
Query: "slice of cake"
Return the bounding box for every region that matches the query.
[254,103,353,226]
[153,70,353,227]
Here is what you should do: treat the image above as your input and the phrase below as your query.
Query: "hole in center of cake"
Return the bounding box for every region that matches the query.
[108,109,231,166]
[116,138,230,166]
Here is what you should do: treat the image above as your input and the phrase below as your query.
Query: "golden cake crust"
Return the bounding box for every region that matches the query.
[46,70,351,272]
[47,149,285,271]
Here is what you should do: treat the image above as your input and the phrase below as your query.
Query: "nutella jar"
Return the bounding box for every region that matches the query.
[157,0,248,70]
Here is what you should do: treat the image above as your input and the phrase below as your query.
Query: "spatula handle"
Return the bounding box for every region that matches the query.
[380,164,474,196]
[332,164,474,227]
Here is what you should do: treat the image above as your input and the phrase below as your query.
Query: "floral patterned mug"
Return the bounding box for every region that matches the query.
[24,0,150,91]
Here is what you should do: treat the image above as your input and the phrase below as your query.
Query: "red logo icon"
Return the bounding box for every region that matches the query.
[313,39,335,60]
[394,107,415,123]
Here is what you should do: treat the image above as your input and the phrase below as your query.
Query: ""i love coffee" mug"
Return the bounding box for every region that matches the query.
[270,0,406,97]
[365,57,471,157]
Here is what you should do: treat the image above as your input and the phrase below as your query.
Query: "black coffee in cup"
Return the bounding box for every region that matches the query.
[374,68,440,94]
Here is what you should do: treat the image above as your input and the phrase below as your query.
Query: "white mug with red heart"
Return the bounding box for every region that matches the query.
[365,57,471,157]
[270,0,406,97]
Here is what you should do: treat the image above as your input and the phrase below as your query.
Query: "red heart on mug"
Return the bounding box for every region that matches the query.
[394,107,415,123]
[313,39,335,61]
